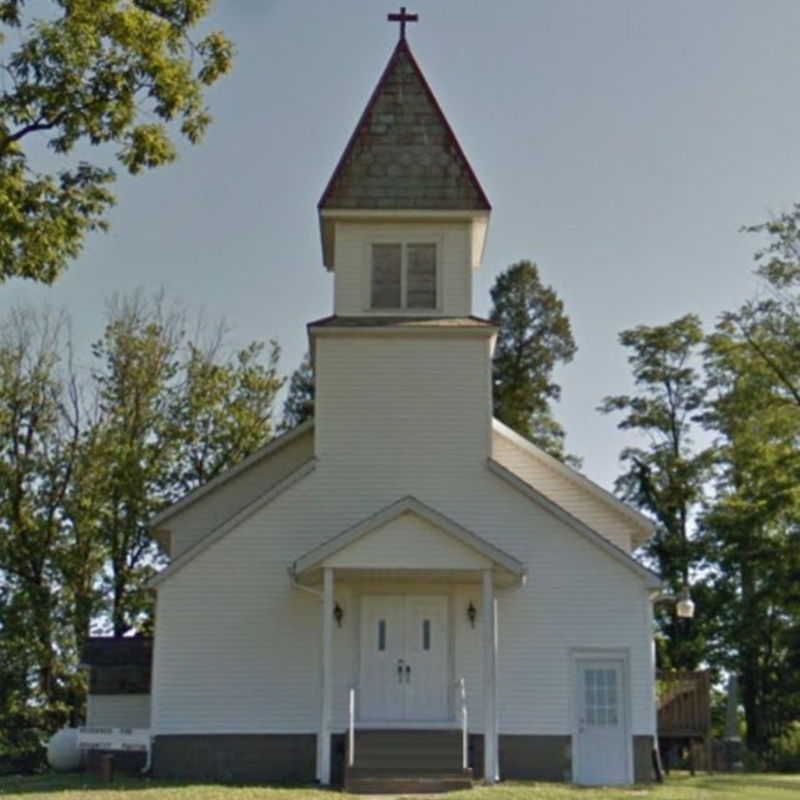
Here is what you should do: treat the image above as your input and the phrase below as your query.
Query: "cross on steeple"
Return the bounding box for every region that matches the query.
[388,6,418,41]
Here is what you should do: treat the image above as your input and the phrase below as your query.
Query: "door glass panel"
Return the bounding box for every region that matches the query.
[422,619,431,651]
[378,619,386,651]
[584,667,620,728]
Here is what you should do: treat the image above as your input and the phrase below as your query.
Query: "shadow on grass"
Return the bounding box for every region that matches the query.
[0,772,340,796]
[684,774,800,795]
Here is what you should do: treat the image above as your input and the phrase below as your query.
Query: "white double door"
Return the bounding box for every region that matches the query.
[359,594,449,722]
[574,658,629,785]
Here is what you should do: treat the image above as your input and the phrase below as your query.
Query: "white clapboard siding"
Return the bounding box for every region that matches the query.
[314,334,493,469]
[492,428,640,553]
[166,428,314,559]
[151,320,655,742]
[152,462,654,738]
[86,695,151,729]
[333,222,472,316]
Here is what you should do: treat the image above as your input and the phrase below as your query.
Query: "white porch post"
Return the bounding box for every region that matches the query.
[482,568,498,782]
[319,567,334,785]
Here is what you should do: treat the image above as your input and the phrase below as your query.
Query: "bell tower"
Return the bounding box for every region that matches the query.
[311,12,495,467]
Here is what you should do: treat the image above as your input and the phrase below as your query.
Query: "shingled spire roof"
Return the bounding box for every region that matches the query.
[319,38,490,212]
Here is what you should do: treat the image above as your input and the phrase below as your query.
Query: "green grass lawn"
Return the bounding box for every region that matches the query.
[1,773,799,800]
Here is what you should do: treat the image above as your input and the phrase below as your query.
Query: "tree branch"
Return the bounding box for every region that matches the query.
[736,317,800,407]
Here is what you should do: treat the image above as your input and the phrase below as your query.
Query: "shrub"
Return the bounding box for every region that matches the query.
[0,727,46,775]
[768,724,800,773]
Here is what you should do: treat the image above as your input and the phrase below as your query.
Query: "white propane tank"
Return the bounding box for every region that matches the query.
[46,728,81,771]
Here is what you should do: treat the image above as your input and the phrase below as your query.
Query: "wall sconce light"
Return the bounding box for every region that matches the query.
[333,603,344,628]
[467,602,477,628]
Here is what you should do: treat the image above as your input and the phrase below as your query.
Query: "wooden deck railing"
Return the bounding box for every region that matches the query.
[657,670,711,738]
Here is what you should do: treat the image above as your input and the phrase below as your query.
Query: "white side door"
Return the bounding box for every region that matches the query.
[404,596,449,721]
[574,659,629,785]
[359,595,405,721]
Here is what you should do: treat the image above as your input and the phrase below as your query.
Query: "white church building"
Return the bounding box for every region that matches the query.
[141,15,661,790]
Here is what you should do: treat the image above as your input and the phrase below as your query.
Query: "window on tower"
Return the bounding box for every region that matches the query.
[371,242,437,310]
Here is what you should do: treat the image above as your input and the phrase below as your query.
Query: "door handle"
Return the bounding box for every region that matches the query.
[397,659,405,683]
[405,663,411,683]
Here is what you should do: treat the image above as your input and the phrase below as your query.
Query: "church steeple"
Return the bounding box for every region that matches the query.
[319,38,489,214]
[311,20,496,468]
[318,27,490,273]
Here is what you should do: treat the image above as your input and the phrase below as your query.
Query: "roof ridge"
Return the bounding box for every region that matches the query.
[491,418,654,544]
[149,419,314,531]
[487,458,661,589]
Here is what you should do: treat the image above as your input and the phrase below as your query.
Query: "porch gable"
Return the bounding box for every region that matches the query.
[291,495,525,586]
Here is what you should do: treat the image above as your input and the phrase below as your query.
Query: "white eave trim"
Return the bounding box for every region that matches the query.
[309,326,496,339]
[492,418,655,546]
[319,209,491,221]
[292,495,525,581]
[149,459,317,589]
[487,458,661,590]
[149,420,314,529]
[318,209,490,271]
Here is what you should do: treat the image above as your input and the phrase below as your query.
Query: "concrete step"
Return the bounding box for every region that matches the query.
[354,729,461,740]
[354,729,461,747]
[351,729,463,770]
[347,767,473,778]
[345,770,472,795]
[354,756,464,770]
[345,729,471,792]
[355,745,461,758]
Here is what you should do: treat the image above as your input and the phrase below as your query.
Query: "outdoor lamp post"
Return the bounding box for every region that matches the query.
[676,584,695,619]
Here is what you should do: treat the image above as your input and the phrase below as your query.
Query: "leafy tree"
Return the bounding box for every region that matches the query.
[695,211,800,754]
[599,314,711,669]
[0,0,233,284]
[0,591,48,771]
[727,206,800,408]
[701,320,800,755]
[281,351,314,430]
[167,338,283,497]
[0,294,285,764]
[89,292,181,635]
[89,293,285,634]
[489,260,578,464]
[0,308,80,741]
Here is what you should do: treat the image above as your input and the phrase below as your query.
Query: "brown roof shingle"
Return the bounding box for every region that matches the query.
[319,39,490,212]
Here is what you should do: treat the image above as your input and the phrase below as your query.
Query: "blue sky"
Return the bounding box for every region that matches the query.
[3,0,800,492]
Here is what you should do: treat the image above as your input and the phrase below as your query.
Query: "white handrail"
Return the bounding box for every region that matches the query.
[348,687,356,767]
[457,677,468,770]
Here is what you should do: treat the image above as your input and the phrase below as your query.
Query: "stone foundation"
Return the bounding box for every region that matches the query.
[151,732,654,784]
[152,734,316,783]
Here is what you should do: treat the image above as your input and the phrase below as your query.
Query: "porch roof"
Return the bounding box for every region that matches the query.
[290,496,526,587]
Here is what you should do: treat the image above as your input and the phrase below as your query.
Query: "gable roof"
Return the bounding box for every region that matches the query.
[150,420,314,535]
[319,38,490,213]
[149,459,316,589]
[487,458,661,590]
[291,495,525,585]
[81,636,152,668]
[492,419,655,547]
